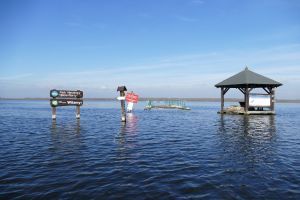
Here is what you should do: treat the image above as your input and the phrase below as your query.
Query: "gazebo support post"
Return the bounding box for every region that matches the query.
[244,86,249,112]
[271,87,275,111]
[221,87,224,113]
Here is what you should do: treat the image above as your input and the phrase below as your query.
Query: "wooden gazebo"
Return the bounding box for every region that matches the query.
[215,67,282,115]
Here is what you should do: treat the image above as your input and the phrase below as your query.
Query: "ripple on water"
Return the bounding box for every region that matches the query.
[0,101,300,199]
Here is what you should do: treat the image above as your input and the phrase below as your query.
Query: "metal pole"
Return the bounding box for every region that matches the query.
[52,107,56,120]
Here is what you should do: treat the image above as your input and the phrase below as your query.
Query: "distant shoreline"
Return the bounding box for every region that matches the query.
[1,98,300,103]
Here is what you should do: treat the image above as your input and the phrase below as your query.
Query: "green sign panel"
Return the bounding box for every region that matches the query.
[50,99,83,107]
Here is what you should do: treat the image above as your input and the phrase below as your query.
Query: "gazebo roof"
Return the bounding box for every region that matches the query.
[215,67,282,88]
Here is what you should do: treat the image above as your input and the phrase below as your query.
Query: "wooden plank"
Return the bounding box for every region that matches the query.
[238,88,245,94]
[263,87,271,94]
[223,88,230,95]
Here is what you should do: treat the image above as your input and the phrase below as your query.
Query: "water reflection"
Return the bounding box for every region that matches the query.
[51,119,81,134]
[50,119,84,153]
[117,113,139,145]
[119,113,139,135]
[217,115,277,169]
[218,115,276,138]
[51,120,57,129]
[115,113,139,160]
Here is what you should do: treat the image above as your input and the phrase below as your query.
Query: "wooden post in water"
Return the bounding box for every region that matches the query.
[221,87,224,113]
[52,107,56,120]
[270,87,275,111]
[244,87,249,112]
[117,86,127,122]
[76,105,80,119]
[120,91,126,122]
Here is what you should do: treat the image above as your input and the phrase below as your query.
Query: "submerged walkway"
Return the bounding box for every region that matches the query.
[144,100,191,110]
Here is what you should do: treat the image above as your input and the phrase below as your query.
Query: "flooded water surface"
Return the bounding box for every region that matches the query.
[0,100,300,199]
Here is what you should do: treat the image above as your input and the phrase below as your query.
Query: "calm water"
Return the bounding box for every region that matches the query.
[0,100,300,199]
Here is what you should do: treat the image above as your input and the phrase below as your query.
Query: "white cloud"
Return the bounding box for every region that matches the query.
[1,44,300,98]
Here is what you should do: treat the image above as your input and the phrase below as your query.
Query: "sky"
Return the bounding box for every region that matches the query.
[0,0,300,99]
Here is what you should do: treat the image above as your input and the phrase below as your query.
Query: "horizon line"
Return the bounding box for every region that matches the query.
[1,97,300,103]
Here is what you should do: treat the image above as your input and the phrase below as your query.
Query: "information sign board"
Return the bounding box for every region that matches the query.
[50,89,83,98]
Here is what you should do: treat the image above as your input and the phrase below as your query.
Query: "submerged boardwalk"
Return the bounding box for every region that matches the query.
[144,100,191,110]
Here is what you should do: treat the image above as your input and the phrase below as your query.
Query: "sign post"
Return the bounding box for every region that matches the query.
[52,107,57,120]
[117,86,127,122]
[126,92,139,112]
[76,105,80,119]
[50,89,83,120]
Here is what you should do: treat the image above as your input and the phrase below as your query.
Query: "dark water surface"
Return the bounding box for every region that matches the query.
[0,100,300,199]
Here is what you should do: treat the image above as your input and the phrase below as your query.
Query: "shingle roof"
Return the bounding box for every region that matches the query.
[215,67,282,88]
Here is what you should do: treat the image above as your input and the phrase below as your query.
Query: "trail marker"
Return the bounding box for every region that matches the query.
[50,89,83,120]
[126,92,139,112]
[117,86,127,122]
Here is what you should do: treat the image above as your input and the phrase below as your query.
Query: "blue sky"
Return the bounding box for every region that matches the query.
[0,0,300,98]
